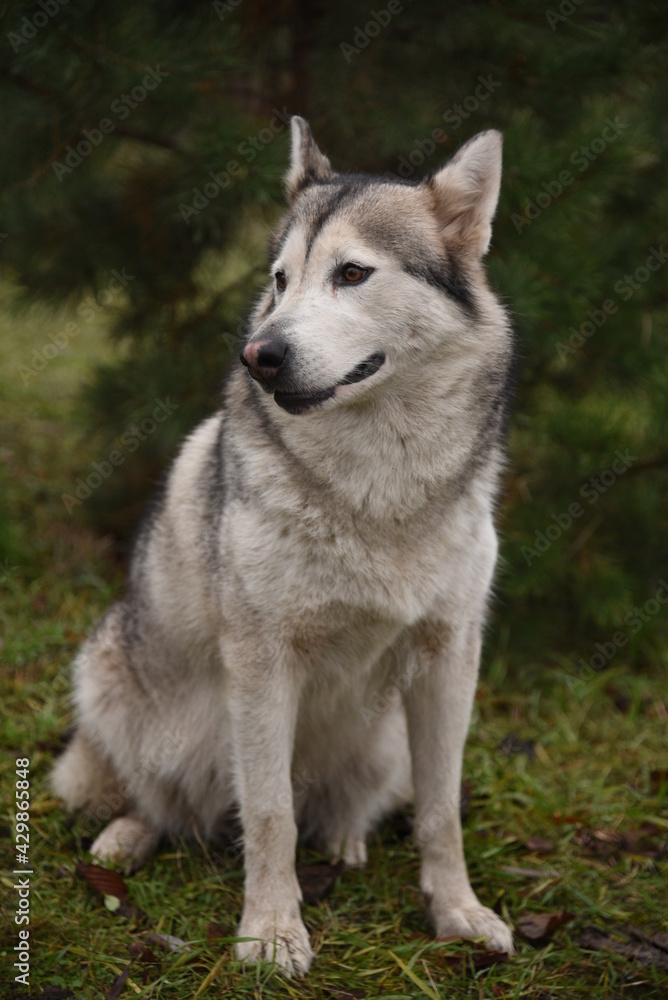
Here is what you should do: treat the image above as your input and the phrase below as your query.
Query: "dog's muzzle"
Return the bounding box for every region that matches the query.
[241,338,386,415]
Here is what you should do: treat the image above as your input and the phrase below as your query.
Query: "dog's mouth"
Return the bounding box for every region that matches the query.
[274,352,386,415]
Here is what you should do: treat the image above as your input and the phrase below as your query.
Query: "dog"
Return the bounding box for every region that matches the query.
[52,117,515,975]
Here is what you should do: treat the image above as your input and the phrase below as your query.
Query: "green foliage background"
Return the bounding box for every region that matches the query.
[1,0,667,673]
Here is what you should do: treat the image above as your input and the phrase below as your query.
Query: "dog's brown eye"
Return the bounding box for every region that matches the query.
[333,263,373,288]
[275,270,287,291]
[343,265,364,283]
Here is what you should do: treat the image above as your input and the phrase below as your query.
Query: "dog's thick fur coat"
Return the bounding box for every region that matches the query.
[52,118,515,974]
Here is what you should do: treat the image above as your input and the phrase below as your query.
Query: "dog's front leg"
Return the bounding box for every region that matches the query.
[403,621,513,953]
[224,639,313,977]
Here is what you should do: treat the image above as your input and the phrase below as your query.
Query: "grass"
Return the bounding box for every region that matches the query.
[1,288,667,999]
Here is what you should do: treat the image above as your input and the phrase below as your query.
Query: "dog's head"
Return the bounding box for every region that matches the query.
[241,117,503,415]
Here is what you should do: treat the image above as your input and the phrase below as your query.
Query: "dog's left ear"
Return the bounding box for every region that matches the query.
[427,130,502,257]
[285,117,335,203]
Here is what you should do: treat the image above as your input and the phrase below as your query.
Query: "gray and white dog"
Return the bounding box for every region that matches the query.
[52,117,515,975]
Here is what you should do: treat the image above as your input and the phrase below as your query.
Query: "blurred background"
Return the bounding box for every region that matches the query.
[1,0,667,680]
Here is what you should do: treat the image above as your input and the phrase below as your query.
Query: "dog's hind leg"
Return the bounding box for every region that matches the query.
[299,702,413,868]
[52,730,159,869]
[52,604,165,870]
[51,729,127,819]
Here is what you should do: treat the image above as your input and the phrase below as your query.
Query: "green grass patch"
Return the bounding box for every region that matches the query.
[1,288,667,999]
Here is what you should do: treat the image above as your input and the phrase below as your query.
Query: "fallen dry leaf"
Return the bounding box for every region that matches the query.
[517,910,573,945]
[145,931,191,953]
[649,769,668,793]
[297,860,344,903]
[105,950,158,996]
[128,940,161,965]
[76,861,148,923]
[105,964,131,1000]
[499,865,560,879]
[579,926,668,971]
[574,823,666,860]
[440,943,510,975]
[628,927,668,954]
[524,835,554,854]
[75,861,128,900]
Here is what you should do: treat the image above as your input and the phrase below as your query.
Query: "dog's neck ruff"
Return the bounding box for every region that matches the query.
[247,355,502,522]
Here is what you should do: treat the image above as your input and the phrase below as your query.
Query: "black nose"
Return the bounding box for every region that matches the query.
[240,337,288,380]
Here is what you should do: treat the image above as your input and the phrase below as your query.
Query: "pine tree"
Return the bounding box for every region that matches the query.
[2,0,667,669]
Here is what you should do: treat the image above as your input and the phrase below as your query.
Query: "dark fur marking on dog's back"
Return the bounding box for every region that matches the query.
[447,357,516,501]
[92,599,150,697]
[200,414,227,566]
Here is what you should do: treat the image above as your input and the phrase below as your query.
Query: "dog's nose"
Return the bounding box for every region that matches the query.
[240,337,288,380]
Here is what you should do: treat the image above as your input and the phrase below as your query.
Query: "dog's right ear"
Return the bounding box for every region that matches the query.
[427,130,503,257]
[285,117,335,203]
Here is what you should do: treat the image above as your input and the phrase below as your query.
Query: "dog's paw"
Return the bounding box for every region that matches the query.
[235,914,314,976]
[432,900,513,954]
[326,834,367,867]
[90,816,159,871]
[343,836,367,867]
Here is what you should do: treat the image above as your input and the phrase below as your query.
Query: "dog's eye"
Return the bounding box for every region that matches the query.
[275,270,287,291]
[336,264,372,287]
[343,265,365,283]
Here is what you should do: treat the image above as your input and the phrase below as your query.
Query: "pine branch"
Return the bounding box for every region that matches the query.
[625,451,668,477]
